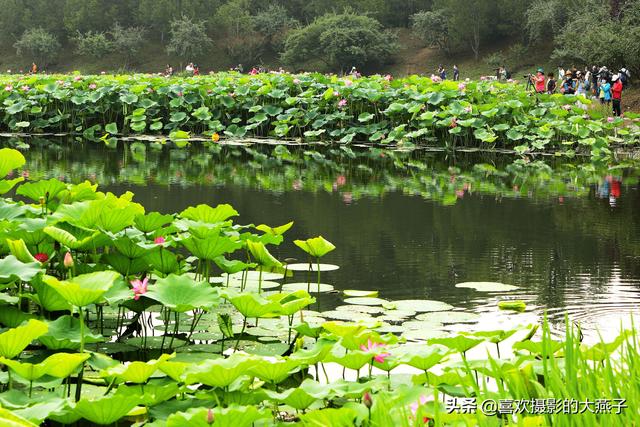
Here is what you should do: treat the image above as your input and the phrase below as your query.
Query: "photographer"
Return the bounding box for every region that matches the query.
[560,71,576,95]
[530,68,546,93]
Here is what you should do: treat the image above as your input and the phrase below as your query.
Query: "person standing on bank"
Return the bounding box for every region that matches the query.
[531,68,546,94]
[612,74,623,116]
[453,65,459,81]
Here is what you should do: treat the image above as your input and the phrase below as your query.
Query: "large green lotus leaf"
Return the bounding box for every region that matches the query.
[56,181,100,204]
[143,248,180,275]
[0,177,24,195]
[183,354,256,388]
[116,382,181,407]
[213,256,255,275]
[0,353,89,380]
[0,256,42,284]
[6,239,37,263]
[0,200,28,220]
[43,271,120,307]
[102,252,149,277]
[0,148,26,177]
[158,360,189,382]
[300,407,358,427]
[145,274,219,312]
[455,282,520,292]
[180,234,241,261]
[268,290,315,315]
[324,346,372,370]
[223,290,282,318]
[0,307,36,328]
[248,357,301,383]
[428,335,484,354]
[395,344,447,371]
[255,221,294,236]
[166,405,271,427]
[294,236,336,258]
[73,392,141,425]
[101,353,173,384]
[77,194,144,233]
[113,236,149,259]
[0,319,48,358]
[512,339,564,355]
[263,379,330,410]
[16,179,67,203]
[179,204,238,224]
[134,212,174,233]
[30,276,72,312]
[42,224,110,251]
[246,240,281,268]
[38,315,103,350]
[0,407,39,427]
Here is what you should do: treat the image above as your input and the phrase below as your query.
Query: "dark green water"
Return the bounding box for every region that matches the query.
[5,137,640,338]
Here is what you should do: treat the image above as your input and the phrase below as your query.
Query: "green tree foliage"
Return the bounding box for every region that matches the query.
[282,12,398,72]
[214,0,265,65]
[111,23,147,68]
[74,31,114,59]
[166,16,212,65]
[411,10,451,55]
[13,28,61,67]
[253,4,299,51]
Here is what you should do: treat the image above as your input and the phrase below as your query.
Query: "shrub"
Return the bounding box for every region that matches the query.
[111,23,146,67]
[410,10,451,55]
[166,16,211,65]
[13,28,61,67]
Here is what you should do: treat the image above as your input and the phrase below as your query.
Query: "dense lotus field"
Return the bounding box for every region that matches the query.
[1,147,640,426]
[1,73,639,158]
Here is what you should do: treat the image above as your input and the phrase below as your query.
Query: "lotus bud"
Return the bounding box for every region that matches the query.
[206,408,214,424]
[63,252,74,268]
[39,196,45,205]
[363,391,373,408]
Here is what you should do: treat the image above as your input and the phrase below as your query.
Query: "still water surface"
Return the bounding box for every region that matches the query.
[6,137,640,339]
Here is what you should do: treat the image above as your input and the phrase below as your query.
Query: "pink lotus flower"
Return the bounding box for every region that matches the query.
[154,236,166,244]
[360,339,390,363]
[480,76,487,81]
[333,91,340,97]
[130,277,148,300]
[74,76,82,81]
[464,106,472,114]
[293,78,301,85]
[34,253,49,263]
[206,408,214,424]
[63,252,74,268]
[384,74,393,81]
[292,180,302,191]
[336,175,347,186]
[177,91,183,97]
[607,117,614,123]
[89,83,97,89]
[458,83,466,91]
[456,190,465,198]
[4,85,13,92]
[21,170,29,178]
[363,391,373,408]
[20,85,30,91]
[507,79,514,83]
[449,117,458,128]
[410,395,430,423]
[430,75,441,83]
[344,79,353,87]
[338,99,348,108]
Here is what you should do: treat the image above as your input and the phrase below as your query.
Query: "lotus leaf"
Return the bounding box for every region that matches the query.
[43,271,120,307]
[145,274,219,312]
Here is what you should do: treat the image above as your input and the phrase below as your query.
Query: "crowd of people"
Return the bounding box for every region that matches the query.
[530,65,631,116]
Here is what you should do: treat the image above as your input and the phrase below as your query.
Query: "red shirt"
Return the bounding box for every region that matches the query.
[612,81,623,100]
[535,74,546,92]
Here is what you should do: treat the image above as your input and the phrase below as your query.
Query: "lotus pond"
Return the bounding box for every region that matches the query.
[0,140,639,426]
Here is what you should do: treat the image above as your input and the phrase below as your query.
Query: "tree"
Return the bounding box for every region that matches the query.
[411,10,451,55]
[253,4,299,51]
[282,12,398,72]
[13,28,61,67]
[111,23,147,68]
[166,16,211,66]
[73,31,114,59]
[214,0,265,66]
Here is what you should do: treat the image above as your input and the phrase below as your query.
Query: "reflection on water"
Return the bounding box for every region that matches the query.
[4,137,640,339]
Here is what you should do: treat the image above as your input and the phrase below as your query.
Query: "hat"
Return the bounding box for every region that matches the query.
[537,67,544,73]
[612,74,619,82]
[565,71,573,76]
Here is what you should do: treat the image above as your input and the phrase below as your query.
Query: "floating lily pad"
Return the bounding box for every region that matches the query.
[343,297,388,306]
[377,310,417,322]
[498,300,527,311]
[91,343,137,354]
[282,282,334,293]
[225,271,284,281]
[334,305,385,315]
[374,324,406,334]
[228,280,282,291]
[402,329,448,342]
[321,310,374,322]
[286,263,340,272]
[384,299,454,313]
[125,336,187,349]
[455,282,520,292]
[343,290,378,298]
[401,320,445,331]
[416,311,481,324]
